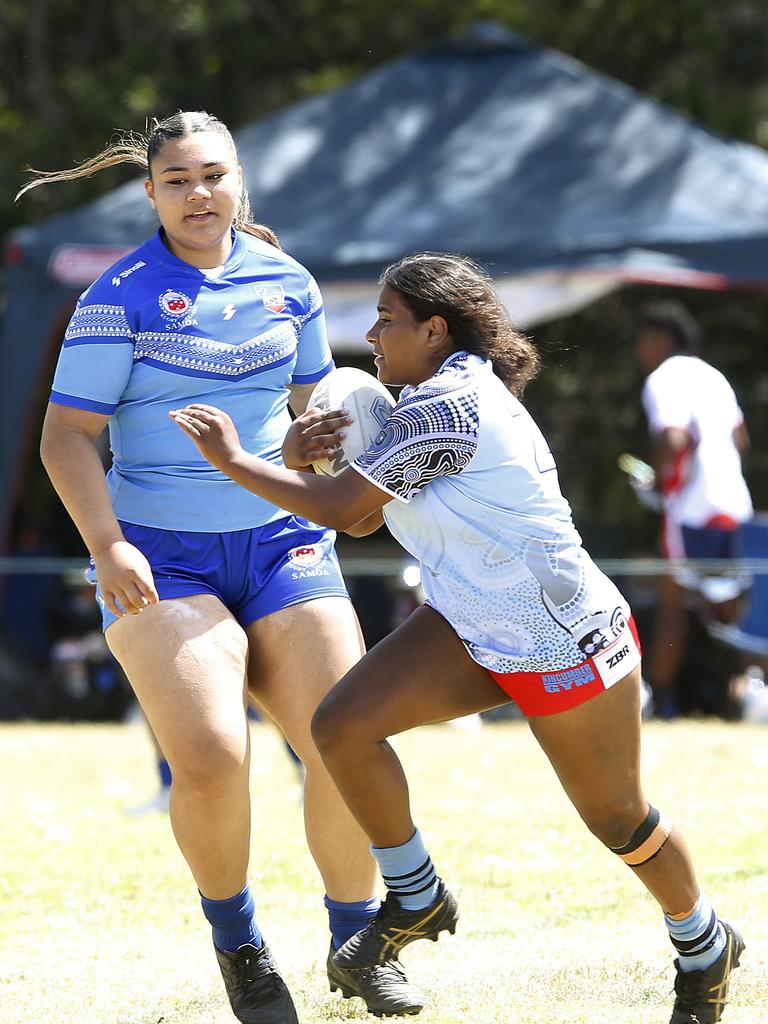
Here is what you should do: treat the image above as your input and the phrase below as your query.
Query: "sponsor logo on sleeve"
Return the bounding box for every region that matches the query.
[112,260,146,287]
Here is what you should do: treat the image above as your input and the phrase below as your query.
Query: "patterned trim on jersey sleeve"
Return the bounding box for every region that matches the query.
[292,277,333,382]
[293,276,324,332]
[134,321,297,379]
[353,387,479,502]
[63,302,134,346]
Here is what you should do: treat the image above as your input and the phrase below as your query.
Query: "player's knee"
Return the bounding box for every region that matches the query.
[170,734,247,792]
[311,692,354,758]
[606,803,673,866]
[310,697,337,755]
[579,798,654,850]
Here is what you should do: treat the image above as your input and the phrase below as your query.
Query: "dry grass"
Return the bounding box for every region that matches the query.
[1,719,766,1024]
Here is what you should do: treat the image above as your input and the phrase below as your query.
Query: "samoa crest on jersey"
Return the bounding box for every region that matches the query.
[158,289,197,327]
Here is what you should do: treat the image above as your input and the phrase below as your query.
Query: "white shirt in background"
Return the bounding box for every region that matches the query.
[642,354,752,528]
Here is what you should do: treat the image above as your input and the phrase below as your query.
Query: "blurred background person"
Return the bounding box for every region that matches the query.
[46,569,133,722]
[125,712,173,815]
[632,301,753,718]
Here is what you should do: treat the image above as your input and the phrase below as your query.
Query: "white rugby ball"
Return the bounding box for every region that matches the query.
[308,366,395,476]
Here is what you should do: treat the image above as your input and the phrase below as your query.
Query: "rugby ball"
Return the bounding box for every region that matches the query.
[308,366,395,476]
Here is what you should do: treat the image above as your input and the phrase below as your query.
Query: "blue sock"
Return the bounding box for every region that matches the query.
[665,891,726,972]
[325,895,380,950]
[201,884,263,953]
[158,759,172,788]
[371,828,439,911]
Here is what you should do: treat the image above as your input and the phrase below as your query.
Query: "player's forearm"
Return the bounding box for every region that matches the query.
[40,427,124,554]
[344,511,384,536]
[227,451,358,530]
[651,428,690,493]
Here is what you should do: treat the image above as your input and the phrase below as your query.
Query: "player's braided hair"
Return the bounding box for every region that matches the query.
[15,110,279,247]
[380,252,539,396]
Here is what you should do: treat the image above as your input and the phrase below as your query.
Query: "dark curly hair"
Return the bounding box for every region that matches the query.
[380,252,539,395]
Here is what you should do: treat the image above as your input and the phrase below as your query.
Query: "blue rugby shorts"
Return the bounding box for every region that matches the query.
[88,515,349,631]
[664,516,751,603]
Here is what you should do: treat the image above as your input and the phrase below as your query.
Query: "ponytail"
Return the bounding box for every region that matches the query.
[16,111,280,249]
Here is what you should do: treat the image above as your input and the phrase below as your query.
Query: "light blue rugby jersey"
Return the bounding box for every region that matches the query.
[50,228,334,531]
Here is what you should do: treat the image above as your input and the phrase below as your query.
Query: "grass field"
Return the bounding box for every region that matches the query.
[1,718,766,1024]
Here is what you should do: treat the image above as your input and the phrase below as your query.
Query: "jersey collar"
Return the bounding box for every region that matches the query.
[145,227,247,277]
[400,350,485,400]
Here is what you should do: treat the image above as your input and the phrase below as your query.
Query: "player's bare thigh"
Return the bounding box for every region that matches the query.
[526,666,645,836]
[313,604,512,746]
[106,593,250,765]
[244,595,365,750]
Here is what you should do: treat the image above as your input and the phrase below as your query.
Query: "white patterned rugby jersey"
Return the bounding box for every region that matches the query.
[352,352,631,673]
[50,229,334,531]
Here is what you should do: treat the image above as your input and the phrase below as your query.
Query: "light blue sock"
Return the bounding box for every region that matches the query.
[324,895,380,950]
[201,883,263,953]
[665,891,726,972]
[371,828,439,912]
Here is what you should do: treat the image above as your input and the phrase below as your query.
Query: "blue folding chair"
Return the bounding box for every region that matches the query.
[708,514,768,656]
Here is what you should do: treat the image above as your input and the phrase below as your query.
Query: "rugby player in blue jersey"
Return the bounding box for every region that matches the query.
[172,252,744,1024]
[25,111,423,1023]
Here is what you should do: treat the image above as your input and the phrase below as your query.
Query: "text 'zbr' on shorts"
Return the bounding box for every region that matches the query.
[88,515,349,632]
[487,617,642,717]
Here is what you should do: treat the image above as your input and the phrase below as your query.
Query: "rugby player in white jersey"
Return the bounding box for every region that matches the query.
[173,253,744,1024]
